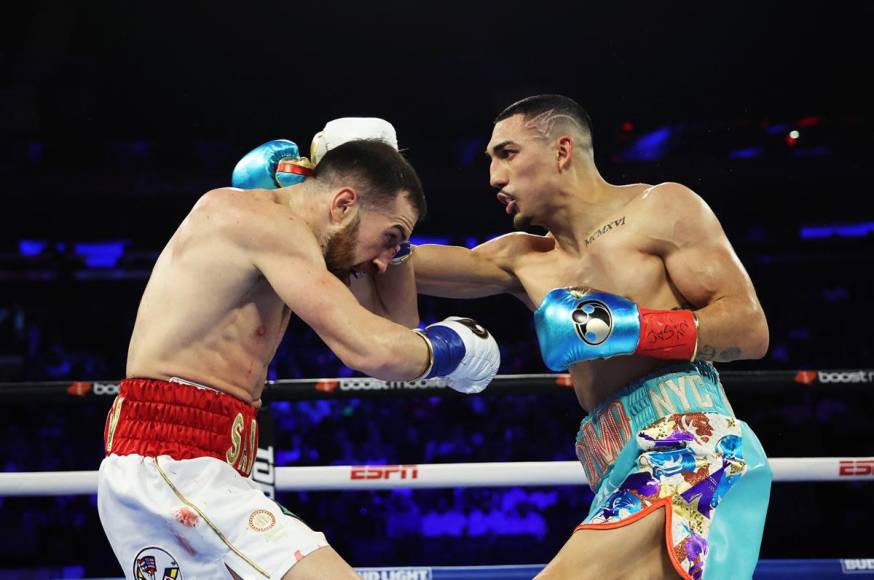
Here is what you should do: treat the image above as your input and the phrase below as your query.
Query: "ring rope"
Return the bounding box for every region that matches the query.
[2,457,871,496]
[0,369,871,402]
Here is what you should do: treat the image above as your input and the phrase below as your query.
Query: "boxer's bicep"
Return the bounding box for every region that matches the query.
[666,237,755,308]
[648,184,768,360]
[649,185,754,308]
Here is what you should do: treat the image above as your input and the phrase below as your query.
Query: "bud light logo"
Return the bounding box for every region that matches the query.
[357,568,432,580]
[572,300,612,345]
[841,558,874,573]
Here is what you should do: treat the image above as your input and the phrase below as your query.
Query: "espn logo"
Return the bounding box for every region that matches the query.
[839,460,874,477]
[350,465,419,480]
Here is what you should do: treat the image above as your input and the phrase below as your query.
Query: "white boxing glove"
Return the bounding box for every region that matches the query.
[310,117,399,165]
[417,317,500,394]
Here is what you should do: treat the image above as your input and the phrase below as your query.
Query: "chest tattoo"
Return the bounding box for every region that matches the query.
[585,216,626,246]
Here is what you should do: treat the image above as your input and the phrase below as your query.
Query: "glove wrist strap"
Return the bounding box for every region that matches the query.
[412,329,435,380]
[276,158,315,179]
[634,308,698,361]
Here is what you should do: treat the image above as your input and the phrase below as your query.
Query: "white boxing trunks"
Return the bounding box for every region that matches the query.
[97,378,329,579]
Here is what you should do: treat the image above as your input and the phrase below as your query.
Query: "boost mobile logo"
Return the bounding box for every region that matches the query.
[793,371,817,384]
[339,379,446,391]
[817,370,873,384]
[93,382,120,395]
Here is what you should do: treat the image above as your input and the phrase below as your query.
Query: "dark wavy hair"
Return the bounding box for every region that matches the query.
[314,140,426,219]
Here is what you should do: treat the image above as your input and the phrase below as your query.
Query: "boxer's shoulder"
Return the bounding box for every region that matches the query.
[636,181,706,216]
[474,231,554,265]
[195,187,283,214]
[187,188,318,258]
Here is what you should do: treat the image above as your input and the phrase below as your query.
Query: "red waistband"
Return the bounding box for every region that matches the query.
[103,378,259,477]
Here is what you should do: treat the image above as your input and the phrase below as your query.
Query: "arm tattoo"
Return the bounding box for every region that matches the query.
[697,345,717,360]
[696,345,742,362]
[718,347,742,361]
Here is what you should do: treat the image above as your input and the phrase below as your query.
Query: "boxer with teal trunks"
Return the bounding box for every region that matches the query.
[536,287,772,580]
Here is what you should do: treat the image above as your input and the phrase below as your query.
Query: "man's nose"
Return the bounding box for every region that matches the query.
[489,160,507,189]
[372,251,392,274]
[372,258,389,274]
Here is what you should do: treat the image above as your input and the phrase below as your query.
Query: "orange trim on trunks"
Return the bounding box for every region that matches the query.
[574,497,691,580]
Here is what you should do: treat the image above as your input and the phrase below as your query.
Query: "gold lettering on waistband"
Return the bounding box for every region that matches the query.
[648,384,676,415]
[226,413,244,467]
[244,419,258,476]
[105,396,125,454]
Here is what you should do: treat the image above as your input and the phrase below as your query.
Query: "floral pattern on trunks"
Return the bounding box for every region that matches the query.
[586,413,746,579]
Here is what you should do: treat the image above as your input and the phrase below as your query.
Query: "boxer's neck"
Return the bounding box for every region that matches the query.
[544,177,639,256]
[275,183,337,250]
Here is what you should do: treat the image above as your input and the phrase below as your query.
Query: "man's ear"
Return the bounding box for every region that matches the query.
[329,187,359,223]
[556,135,575,171]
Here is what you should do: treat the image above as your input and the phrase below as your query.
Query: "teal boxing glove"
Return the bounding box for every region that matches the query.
[534,287,698,371]
[231,139,314,189]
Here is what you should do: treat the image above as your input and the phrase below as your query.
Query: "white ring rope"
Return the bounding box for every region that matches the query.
[1,457,871,496]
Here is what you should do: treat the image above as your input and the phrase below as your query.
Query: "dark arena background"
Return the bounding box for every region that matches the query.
[1,2,872,579]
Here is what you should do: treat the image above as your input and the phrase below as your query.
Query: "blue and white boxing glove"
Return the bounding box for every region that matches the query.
[231,139,315,189]
[534,287,698,371]
[416,317,500,394]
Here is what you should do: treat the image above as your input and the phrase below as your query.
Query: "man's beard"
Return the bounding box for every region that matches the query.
[324,213,361,279]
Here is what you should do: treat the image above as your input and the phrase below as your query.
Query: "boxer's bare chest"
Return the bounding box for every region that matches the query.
[510,198,685,407]
[514,211,672,311]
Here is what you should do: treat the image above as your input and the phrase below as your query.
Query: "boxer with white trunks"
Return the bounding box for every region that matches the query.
[98,122,500,579]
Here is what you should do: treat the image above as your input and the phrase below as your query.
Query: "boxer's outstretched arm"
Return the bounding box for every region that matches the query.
[349,260,419,328]
[413,235,526,300]
[645,183,769,362]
